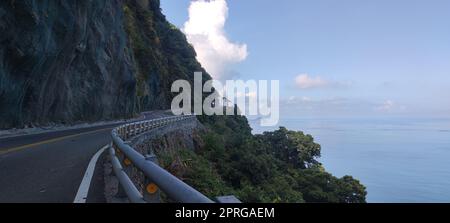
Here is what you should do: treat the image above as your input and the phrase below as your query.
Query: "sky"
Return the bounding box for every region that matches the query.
[160,0,450,118]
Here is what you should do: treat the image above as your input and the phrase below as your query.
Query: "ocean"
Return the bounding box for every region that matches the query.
[249,117,450,203]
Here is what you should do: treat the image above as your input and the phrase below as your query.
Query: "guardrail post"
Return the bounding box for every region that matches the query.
[115,181,128,199]
[111,143,127,199]
[120,154,134,202]
[114,142,124,162]
[126,124,131,139]
[143,154,161,203]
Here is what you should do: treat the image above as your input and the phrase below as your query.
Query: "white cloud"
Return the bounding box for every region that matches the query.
[376,100,395,111]
[295,74,330,89]
[280,96,410,117]
[287,96,311,104]
[183,0,248,80]
[375,100,406,112]
[294,74,352,89]
[281,96,391,117]
[281,96,362,117]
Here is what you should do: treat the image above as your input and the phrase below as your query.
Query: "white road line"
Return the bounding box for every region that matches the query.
[73,144,109,203]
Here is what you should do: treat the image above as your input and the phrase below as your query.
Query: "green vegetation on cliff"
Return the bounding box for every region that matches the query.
[158,114,367,203]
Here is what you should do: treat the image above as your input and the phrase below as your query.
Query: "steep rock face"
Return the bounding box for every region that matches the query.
[0,0,209,129]
[0,0,137,128]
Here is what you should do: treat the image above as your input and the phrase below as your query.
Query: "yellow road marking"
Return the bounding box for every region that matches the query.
[0,128,112,156]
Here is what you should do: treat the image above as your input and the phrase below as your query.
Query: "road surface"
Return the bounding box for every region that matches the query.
[0,111,168,203]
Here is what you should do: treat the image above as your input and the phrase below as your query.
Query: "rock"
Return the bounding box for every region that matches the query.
[0,0,211,129]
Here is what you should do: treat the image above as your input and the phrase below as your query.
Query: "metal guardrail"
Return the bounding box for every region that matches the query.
[110,115,214,203]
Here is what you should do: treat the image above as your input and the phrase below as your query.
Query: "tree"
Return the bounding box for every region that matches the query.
[257,127,321,169]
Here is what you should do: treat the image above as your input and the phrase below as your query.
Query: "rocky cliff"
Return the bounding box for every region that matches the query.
[0,0,208,129]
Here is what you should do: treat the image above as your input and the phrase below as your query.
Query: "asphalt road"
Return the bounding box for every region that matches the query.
[0,111,172,203]
[0,124,118,203]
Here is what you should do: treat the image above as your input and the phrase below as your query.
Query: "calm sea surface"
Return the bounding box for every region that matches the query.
[250,117,450,203]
